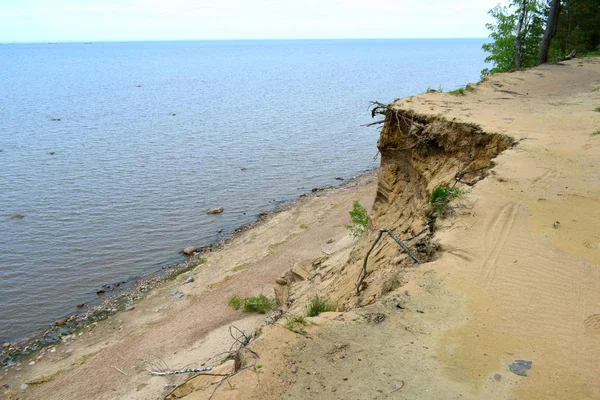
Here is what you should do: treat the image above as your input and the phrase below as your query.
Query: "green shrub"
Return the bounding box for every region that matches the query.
[345,201,368,237]
[228,294,275,314]
[592,130,600,137]
[306,297,336,317]
[430,185,463,217]
[594,107,600,112]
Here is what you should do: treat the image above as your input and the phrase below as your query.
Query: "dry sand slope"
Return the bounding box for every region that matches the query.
[187,58,599,400]
[3,58,600,400]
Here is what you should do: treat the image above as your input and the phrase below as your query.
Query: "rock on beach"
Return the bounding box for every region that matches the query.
[207,207,224,214]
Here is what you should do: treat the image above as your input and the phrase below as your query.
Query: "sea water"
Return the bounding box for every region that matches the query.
[0,39,487,341]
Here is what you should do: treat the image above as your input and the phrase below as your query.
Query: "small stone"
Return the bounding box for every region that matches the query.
[217,229,223,233]
[96,289,105,295]
[493,373,502,381]
[50,348,56,353]
[36,355,44,362]
[207,207,224,214]
[275,278,287,285]
[10,214,25,220]
[171,290,179,296]
[259,211,269,217]
[54,317,68,326]
[182,247,196,256]
[184,276,194,284]
[19,383,28,391]
[77,303,85,308]
[28,361,35,366]
[48,151,55,155]
[335,177,344,181]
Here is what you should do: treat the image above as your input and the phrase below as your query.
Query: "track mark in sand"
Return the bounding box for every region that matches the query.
[480,203,519,286]
[583,314,600,331]
[531,167,560,190]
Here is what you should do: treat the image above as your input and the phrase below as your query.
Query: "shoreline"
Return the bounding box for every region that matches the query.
[0,170,376,368]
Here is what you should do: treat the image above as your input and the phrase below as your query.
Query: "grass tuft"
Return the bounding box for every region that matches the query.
[228,295,243,310]
[594,107,600,112]
[591,130,600,137]
[285,314,308,334]
[448,88,466,96]
[228,294,275,314]
[430,185,463,217]
[306,296,336,317]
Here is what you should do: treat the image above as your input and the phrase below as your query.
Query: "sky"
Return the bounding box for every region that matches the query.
[0,0,510,43]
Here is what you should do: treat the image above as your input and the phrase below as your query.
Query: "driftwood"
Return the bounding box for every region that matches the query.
[556,50,576,62]
[356,229,422,294]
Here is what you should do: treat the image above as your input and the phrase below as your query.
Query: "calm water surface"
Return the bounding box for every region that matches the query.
[0,39,487,341]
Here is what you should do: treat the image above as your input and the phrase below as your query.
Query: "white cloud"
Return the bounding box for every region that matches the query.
[0,0,510,42]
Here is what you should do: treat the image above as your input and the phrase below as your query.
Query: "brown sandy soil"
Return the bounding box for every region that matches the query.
[174,58,600,399]
[0,174,377,400]
[3,58,600,400]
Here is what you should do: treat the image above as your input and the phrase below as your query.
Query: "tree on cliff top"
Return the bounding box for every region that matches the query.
[483,0,600,77]
[481,0,545,77]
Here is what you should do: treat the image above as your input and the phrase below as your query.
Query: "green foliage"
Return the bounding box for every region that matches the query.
[448,85,476,96]
[306,297,336,317]
[481,1,545,78]
[594,107,600,112]
[430,185,463,218]
[345,201,368,237]
[448,88,466,96]
[591,131,600,137]
[228,295,243,310]
[227,294,275,314]
[551,0,600,57]
[285,315,308,334]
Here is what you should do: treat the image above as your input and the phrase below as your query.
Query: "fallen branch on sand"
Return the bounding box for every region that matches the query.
[356,228,422,294]
[149,367,213,376]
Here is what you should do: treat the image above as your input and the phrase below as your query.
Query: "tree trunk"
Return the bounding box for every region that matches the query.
[515,0,528,68]
[538,0,561,65]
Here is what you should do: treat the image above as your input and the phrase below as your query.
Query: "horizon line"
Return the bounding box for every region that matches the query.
[0,37,489,45]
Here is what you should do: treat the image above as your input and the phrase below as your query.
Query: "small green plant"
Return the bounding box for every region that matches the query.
[430,185,463,217]
[227,294,275,314]
[284,314,308,334]
[306,296,336,317]
[594,107,600,112]
[285,314,307,327]
[592,130,600,136]
[345,201,368,237]
[448,87,466,96]
[228,295,243,310]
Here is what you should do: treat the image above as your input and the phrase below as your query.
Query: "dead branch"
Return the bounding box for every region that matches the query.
[112,366,127,376]
[356,228,422,295]
[149,367,213,376]
[229,325,259,359]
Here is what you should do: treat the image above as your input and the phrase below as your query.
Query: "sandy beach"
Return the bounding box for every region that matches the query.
[2,57,600,400]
